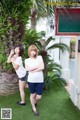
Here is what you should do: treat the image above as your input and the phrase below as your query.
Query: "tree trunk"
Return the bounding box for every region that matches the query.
[0,72,19,96]
[0,17,24,96]
[30,6,37,29]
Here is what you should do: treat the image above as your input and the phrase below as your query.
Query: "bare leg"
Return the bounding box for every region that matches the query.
[36,95,42,104]
[19,80,26,103]
[30,93,36,111]
[30,94,40,116]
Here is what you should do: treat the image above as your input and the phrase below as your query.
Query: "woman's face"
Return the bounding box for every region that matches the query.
[15,47,20,54]
[30,50,36,58]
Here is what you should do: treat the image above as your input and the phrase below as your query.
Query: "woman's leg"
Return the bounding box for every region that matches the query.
[36,95,42,102]
[30,93,36,111]
[30,93,39,116]
[28,83,37,110]
[35,83,43,103]
[19,80,26,103]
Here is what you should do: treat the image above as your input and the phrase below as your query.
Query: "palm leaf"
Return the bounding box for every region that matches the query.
[52,63,62,69]
[35,41,42,51]
[57,77,67,86]
[45,36,55,47]
[35,0,47,17]
[53,67,61,75]
[47,43,69,52]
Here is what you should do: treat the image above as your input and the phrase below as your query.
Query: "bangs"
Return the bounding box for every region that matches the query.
[28,45,38,57]
[31,48,37,52]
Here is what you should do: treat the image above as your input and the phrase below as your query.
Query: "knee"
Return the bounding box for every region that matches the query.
[30,94,36,99]
[19,81,25,91]
[36,95,42,100]
[19,85,24,91]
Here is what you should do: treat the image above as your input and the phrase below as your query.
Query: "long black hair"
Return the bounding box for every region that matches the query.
[14,44,24,56]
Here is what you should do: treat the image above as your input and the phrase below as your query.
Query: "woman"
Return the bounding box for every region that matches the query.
[25,45,44,116]
[7,44,27,106]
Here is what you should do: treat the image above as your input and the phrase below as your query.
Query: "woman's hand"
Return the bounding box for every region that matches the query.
[11,57,14,62]
[11,55,17,62]
[10,49,14,56]
[7,49,15,63]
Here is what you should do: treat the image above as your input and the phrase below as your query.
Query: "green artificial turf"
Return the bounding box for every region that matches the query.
[0,80,80,120]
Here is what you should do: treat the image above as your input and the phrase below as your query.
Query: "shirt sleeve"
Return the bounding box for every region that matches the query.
[25,59,28,66]
[38,55,44,63]
[14,57,22,65]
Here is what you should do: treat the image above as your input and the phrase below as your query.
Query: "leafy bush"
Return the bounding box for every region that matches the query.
[22,28,42,59]
[38,36,69,89]
[0,0,32,72]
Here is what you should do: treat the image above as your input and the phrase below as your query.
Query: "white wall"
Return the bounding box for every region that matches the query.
[60,37,70,83]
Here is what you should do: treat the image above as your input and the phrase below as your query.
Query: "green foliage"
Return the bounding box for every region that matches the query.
[0,52,13,72]
[35,36,68,90]
[70,37,76,58]
[23,28,41,46]
[22,28,42,58]
[22,29,68,90]
[47,43,70,53]
[0,0,32,72]
[40,31,46,37]
[42,55,67,90]
[70,38,76,45]
[0,0,32,23]
[0,0,68,89]
[33,0,79,19]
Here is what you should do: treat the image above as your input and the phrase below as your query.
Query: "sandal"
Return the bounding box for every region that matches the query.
[32,108,39,116]
[16,101,26,106]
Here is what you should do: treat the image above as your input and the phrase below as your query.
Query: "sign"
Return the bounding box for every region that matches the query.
[55,8,80,35]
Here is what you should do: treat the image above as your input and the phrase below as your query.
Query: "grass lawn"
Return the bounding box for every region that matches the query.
[0,80,80,120]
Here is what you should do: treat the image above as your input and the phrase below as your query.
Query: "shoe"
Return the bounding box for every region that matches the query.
[32,108,39,116]
[16,101,26,106]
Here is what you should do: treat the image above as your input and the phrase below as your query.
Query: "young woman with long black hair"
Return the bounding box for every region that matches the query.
[7,44,27,106]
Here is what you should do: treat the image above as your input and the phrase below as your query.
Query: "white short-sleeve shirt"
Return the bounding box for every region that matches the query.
[14,56,26,78]
[25,55,44,83]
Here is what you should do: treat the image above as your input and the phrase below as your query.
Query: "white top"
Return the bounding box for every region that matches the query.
[25,55,44,83]
[14,56,26,78]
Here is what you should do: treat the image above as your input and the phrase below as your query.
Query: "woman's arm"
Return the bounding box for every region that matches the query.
[31,61,44,72]
[25,59,38,72]
[25,64,38,72]
[7,56,19,70]
[7,50,14,63]
[25,56,44,72]
[11,57,21,70]
[31,56,44,72]
[12,61,19,70]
